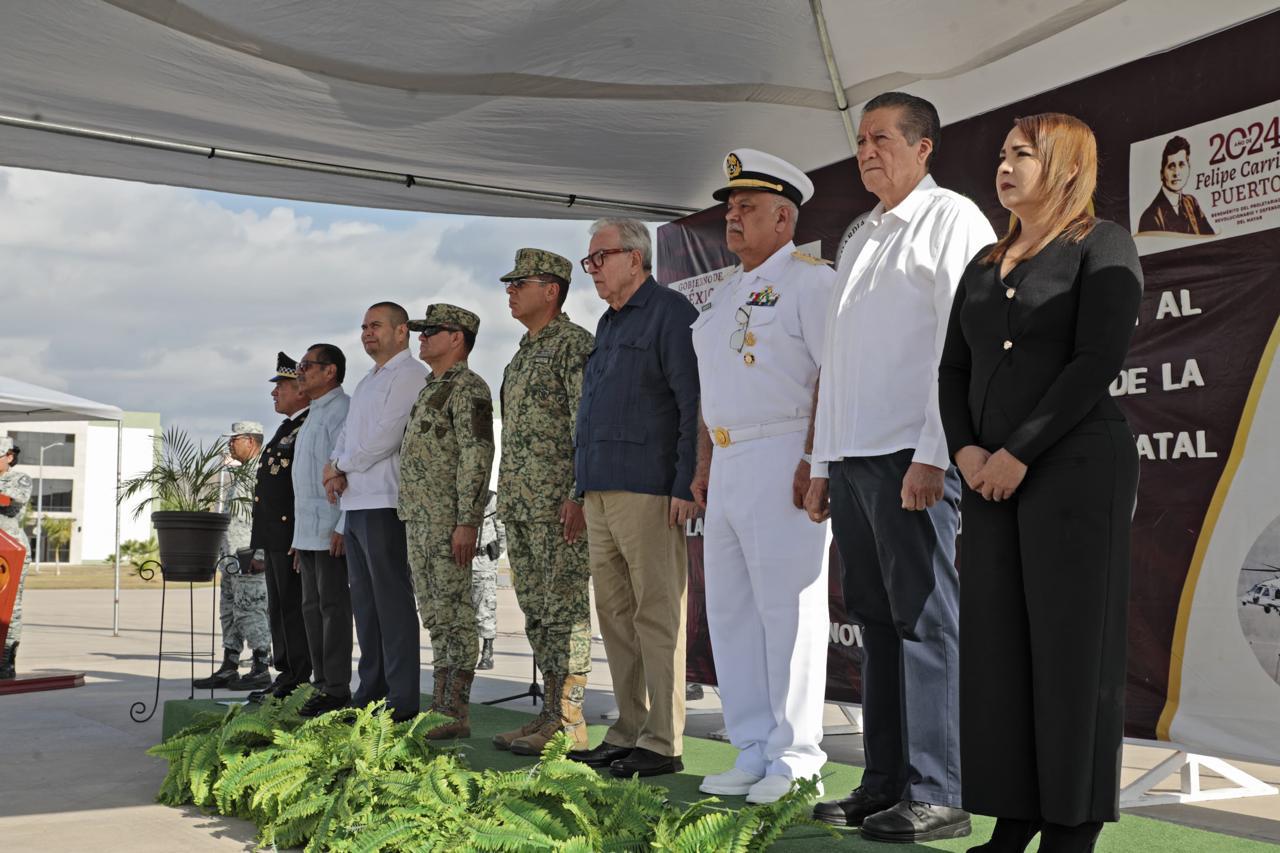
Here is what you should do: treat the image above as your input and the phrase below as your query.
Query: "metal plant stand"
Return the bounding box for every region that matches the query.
[129,558,221,723]
[482,657,544,708]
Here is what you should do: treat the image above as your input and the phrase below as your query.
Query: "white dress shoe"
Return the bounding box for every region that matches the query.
[746,774,824,804]
[699,766,764,795]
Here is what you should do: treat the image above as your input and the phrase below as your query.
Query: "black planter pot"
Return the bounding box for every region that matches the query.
[151,511,229,582]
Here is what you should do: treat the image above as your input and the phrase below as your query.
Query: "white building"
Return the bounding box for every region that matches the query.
[2,413,159,564]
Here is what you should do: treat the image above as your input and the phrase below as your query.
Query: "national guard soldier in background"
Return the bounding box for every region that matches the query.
[0,436,32,679]
[195,421,273,691]
[246,353,312,701]
[400,303,495,738]
[689,150,835,803]
[491,247,595,755]
[473,490,506,670]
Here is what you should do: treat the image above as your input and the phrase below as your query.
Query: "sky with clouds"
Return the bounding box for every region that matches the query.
[1,165,655,445]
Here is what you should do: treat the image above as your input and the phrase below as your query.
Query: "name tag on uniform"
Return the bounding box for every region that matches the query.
[746,286,779,307]
[533,354,553,365]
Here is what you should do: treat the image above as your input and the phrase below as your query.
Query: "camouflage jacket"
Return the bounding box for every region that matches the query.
[222,456,259,555]
[498,312,594,521]
[398,360,495,527]
[0,468,32,549]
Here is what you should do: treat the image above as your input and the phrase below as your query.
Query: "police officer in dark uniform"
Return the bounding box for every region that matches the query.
[245,352,313,701]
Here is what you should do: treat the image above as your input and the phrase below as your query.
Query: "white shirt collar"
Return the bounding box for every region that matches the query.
[1161,186,1182,209]
[740,240,797,286]
[867,174,938,226]
[372,347,413,374]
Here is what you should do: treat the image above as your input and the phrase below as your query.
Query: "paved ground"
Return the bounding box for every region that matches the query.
[2,585,1280,851]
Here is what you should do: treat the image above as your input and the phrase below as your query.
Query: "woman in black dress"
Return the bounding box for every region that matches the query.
[938,113,1143,852]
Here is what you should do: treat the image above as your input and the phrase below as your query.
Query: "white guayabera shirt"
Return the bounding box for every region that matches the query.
[813,174,997,472]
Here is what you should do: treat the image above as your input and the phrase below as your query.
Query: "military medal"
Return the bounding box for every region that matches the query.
[743,331,756,347]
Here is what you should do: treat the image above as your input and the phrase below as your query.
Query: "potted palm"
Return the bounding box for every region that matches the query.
[118,426,255,582]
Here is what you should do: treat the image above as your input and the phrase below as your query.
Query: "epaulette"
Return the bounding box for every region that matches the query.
[791,251,833,266]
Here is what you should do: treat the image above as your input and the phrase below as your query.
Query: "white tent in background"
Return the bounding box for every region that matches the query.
[0,376,128,636]
[0,1,1274,221]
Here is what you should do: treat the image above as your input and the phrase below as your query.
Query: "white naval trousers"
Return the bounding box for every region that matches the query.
[704,428,830,779]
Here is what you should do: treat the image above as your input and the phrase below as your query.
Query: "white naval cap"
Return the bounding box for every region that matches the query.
[713,148,815,206]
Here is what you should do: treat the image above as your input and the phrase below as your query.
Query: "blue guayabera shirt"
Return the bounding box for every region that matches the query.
[575,276,700,501]
[291,385,351,550]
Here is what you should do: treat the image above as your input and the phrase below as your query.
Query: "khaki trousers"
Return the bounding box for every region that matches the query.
[584,490,688,757]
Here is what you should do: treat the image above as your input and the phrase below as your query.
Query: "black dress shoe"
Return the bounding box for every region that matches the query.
[813,785,898,827]
[1038,820,1102,853]
[568,742,634,768]
[298,691,350,718]
[968,817,1042,852]
[609,747,683,778]
[861,801,971,843]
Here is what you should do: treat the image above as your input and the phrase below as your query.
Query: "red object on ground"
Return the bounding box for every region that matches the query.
[0,528,24,650]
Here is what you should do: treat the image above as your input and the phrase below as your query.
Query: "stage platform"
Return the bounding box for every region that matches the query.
[162,697,1280,852]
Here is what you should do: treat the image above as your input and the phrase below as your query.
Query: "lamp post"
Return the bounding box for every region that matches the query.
[33,441,65,574]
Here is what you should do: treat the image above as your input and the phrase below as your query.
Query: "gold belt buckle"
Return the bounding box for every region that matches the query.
[713,427,731,448]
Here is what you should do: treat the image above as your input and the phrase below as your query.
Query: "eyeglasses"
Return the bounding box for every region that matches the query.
[729,306,753,352]
[579,247,633,273]
[416,325,461,338]
[296,359,332,372]
[505,277,553,290]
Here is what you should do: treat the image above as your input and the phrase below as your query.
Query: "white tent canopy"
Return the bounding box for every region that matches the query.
[0,0,1273,221]
[0,376,124,423]
[0,376,126,635]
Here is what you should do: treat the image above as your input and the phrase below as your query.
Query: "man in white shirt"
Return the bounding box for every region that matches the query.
[324,301,429,722]
[806,92,996,843]
[689,149,834,804]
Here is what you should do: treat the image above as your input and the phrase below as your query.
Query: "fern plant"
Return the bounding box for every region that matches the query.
[149,703,829,852]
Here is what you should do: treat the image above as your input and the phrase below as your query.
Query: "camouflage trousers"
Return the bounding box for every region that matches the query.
[471,559,497,640]
[505,521,591,676]
[219,559,271,653]
[6,550,26,646]
[407,520,478,671]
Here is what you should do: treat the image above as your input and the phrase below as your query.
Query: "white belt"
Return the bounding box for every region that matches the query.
[710,417,808,448]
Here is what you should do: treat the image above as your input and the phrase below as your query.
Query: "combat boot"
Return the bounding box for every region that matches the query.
[477,638,494,670]
[493,689,554,751]
[426,668,474,740]
[0,641,17,679]
[227,648,272,691]
[193,649,239,689]
[509,673,566,755]
[428,666,450,713]
[560,673,590,751]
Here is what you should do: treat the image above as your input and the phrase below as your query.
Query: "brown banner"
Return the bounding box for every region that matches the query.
[664,12,1280,737]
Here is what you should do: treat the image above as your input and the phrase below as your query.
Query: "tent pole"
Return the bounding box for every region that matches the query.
[0,113,696,221]
[809,0,859,160]
[113,420,122,637]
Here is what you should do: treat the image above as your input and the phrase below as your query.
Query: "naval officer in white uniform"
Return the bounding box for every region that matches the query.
[689,149,835,804]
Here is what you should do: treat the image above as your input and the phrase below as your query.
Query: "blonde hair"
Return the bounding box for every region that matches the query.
[984,113,1098,265]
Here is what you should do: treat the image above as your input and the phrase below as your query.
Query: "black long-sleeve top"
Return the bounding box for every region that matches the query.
[938,220,1144,464]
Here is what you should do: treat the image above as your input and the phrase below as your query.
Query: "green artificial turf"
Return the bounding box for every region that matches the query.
[161,698,1276,851]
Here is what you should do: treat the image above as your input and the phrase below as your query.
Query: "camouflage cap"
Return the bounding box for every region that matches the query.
[270,351,297,383]
[0,436,13,455]
[407,303,481,336]
[499,248,573,283]
[225,421,265,437]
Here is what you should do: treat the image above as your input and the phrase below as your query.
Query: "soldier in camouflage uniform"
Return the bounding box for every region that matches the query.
[399,303,495,739]
[492,247,596,755]
[473,490,506,669]
[0,436,32,679]
[194,421,273,690]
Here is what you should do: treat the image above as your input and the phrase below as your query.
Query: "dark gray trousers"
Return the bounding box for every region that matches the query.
[828,450,962,807]
[264,549,311,686]
[297,548,353,699]
[344,508,420,716]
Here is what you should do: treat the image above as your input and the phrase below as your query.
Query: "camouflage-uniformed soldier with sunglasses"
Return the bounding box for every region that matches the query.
[491,247,596,755]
